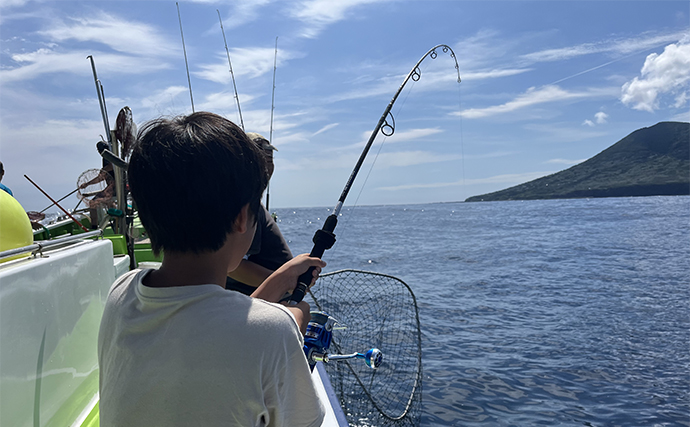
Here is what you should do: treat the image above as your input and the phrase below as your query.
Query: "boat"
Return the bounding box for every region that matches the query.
[0,211,420,427]
[1,38,439,421]
[0,196,351,427]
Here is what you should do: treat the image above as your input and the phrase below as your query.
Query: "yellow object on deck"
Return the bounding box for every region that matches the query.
[0,190,33,262]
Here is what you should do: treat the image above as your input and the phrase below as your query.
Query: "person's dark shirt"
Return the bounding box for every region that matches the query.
[226,205,292,295]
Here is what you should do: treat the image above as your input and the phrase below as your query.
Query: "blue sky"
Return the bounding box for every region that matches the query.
[1,1,688,212]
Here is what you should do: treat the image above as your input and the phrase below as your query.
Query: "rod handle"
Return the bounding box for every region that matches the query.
[288,215,338,304]
[290,269,315,305]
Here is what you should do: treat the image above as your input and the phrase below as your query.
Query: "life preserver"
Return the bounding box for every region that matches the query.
[0,190,33,262]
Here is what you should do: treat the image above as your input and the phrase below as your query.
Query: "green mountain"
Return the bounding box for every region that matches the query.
[465,121,690,202]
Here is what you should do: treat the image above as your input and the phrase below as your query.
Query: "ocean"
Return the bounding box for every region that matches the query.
[273,196,690,426]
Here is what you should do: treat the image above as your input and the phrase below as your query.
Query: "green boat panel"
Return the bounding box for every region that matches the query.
[0,239,117,427]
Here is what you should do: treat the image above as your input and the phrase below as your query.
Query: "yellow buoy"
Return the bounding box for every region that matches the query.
[0,190,33,262]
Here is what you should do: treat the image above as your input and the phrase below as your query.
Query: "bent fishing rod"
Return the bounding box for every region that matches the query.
[288,44,461,305]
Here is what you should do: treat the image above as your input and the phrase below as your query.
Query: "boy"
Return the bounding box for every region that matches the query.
[98,112,326,426]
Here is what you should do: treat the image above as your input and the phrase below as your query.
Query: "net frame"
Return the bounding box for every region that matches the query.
[76,168,115,209]
[307,269,423,427]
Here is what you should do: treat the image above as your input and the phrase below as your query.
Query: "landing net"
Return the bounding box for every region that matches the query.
[76,168,115,208]
[307,269,422,427]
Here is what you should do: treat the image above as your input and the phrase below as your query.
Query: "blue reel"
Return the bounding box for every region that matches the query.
[303,311,383,372]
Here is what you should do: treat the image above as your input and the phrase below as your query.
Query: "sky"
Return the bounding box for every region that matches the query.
[1,0,688,212]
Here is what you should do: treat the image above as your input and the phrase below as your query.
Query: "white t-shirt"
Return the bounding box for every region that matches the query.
[98,269,325,427]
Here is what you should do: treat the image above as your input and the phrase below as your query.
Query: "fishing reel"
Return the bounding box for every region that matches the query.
[303,311,383,372]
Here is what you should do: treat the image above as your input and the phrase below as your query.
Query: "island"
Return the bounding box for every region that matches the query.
[465,121,690,202]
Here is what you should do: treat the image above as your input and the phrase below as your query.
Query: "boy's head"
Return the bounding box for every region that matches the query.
[128,112,267,255]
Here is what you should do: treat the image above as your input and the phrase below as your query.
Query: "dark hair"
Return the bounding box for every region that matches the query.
[128,112,267,254]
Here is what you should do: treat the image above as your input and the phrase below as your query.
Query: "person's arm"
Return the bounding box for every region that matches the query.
[284,301,311,335]
[250,253,325,303]
[227,259,273,288]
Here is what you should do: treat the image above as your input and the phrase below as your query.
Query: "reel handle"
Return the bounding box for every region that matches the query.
[312,348,383,369]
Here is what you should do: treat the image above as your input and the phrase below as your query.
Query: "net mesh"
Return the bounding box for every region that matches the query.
[306,269,422,427]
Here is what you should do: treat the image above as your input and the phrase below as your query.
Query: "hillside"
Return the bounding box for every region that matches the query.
[465,121,690,202]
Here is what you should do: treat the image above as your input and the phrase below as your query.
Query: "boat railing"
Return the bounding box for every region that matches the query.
[0,229,104,261]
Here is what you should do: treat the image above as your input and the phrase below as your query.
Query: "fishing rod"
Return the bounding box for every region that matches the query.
[266,36,278,211]
[288,44,461,305]
[39,188,79,213]
[25,175,90,233]
[87,55,112,148]
[176,2,195,113]
[217,9,244,130]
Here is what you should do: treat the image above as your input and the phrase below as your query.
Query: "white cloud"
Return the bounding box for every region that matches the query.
[0,49,171,83]
[373,150,461,168]
[281,148,459,173]
[140,86,189,112]
[621,41,690,112]
[386,128,443,143]
[197,91,256,114]
[329,65,513,104]
[377,171,554,191]
[0,0,29,9]
[455,85,603,119]
[334,127,444,152]
[462,68,531,81]
[583,111,607,127]
[595,111,608,124]
[39,13,177,57]
[217,0,274,29]
[1,118,104,150]
[523,123,610,143]
[290,0,386,38]
[522,31,688,63]
[312,123,339,136]
[669,110,690,123]
[194,47,301,83]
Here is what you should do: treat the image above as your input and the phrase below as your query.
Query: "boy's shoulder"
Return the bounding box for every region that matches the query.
[104,269,302,340]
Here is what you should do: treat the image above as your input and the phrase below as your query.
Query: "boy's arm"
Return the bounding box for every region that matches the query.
[250,254,325,303]
[284,301,311,335]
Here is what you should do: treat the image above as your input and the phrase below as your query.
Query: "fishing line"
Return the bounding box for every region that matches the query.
[335,66,425,251]
[351,62,425,206]
[457,78,466,196]
[347,55,438,218]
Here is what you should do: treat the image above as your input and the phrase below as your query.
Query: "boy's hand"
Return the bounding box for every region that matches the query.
[250,254,326,303]
[276,253,326,288]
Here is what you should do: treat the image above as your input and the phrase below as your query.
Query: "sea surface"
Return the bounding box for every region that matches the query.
[273,196,690,427]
